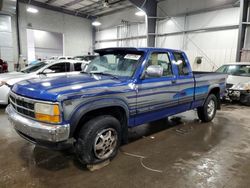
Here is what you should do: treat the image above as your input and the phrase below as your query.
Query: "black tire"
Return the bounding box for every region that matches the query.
[74,115,121,165]
[197,94,218,122]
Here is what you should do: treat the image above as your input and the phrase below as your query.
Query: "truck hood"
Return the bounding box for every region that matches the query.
[227,75,250,85]
[12,74,127,102]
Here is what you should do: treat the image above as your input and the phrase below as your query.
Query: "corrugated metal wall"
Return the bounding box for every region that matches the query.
[0,15,15,68]
[96,7,240,71]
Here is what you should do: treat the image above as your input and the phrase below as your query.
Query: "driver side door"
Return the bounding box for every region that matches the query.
[135,51,179,125]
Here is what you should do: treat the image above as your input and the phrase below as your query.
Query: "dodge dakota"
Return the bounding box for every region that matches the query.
[6,48,227,165]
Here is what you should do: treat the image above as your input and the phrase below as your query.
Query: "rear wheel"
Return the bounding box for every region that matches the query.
[75,115,121,165]
[197,94,217,122]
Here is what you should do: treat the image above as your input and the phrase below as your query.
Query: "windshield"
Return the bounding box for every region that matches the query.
[21,62,47,73]
[216,65,250,77]
[85,53,143,77]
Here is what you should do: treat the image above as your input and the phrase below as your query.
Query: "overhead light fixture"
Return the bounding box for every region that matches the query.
[27,7,39,14]
[92,20,101,26]
[135,10,146,17]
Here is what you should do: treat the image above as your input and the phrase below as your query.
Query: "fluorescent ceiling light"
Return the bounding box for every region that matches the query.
[135,10,146,16]
[92,20,101,26]
[27,7,39,13]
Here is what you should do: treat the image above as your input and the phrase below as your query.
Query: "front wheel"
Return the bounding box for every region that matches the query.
[74,115,121,165]
[197,94,218,122]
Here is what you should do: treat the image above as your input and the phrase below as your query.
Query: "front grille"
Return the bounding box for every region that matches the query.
[9,92,35,118]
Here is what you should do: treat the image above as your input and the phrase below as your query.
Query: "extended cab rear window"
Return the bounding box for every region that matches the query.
[173,52,189,76]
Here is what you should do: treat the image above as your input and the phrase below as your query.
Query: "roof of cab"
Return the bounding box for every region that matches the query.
[94,47,183,53]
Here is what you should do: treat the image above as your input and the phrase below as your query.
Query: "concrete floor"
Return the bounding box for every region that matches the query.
[0,104,250,188]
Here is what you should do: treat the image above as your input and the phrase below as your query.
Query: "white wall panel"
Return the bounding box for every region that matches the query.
[185,29,238,71]
[97,7,240,71]
[157,17,185,34]
[187,8,240,30]
[0,15,15,70]
[156,35,184,49]
[96,41,117,49]
[96,28,117,41]
[19,2,92,58]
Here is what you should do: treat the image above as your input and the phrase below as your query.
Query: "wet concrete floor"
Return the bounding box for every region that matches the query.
[0,104,250,188]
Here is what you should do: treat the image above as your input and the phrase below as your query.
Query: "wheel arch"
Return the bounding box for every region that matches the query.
[70,99,129,144]
[207,86,221,109]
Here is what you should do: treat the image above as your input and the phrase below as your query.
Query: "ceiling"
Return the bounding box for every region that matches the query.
[3,0,241,18]
[20,0,134,18]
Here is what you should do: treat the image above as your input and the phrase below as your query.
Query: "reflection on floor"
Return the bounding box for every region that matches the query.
[0,103,250,187]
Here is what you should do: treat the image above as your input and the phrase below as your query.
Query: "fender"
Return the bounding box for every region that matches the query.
[68,97,130,137]
[204,84,221,108]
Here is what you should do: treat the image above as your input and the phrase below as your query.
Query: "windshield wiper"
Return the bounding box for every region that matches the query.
[90,72,119,79]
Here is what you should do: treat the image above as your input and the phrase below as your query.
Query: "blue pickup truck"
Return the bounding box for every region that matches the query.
[6,48,227,165]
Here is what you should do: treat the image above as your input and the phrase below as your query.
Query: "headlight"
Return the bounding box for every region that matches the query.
[0,81,6,87]
[231,83,250,91]
[34,103,61,123]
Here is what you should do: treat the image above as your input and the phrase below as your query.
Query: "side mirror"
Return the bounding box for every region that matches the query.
[145,65,163,78]
[42,69,54,74]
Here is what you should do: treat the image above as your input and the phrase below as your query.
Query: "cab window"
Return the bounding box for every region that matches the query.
[173,52,189,76]
[146,52,173,78]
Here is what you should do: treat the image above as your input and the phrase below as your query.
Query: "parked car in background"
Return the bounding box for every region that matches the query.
[0,59,8,73]
[216,62,250,105]
[58,56,73,60]
[46,56,74,63]
[74,55,97,62]
[74,55,97,70]
[6,47,227,165]
[0,60,85,105]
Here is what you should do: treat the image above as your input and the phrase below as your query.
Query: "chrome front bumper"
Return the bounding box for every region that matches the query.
[6,105,70,142]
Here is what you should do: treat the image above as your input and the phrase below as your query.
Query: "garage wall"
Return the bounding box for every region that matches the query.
[0,15,16,70]
[19,2,93,60]
[27,29,64,61]
[95,7,146,49]
[156,7,239,71]
[96,22,147,49]
[96,7,240,71]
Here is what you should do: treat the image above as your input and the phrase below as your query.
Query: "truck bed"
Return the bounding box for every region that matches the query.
[192,71,227,105]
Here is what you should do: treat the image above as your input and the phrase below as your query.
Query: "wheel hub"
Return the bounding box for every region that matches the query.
[94,128,117,160]
[207,100,215,118]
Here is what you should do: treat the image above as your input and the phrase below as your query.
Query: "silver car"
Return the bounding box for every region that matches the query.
[0,60,86,105]
[216,62,250,105]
